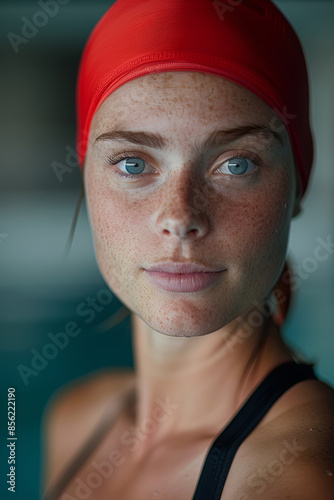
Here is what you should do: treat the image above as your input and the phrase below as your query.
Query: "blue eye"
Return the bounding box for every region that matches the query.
[217,154,259,176]
[107,155,148,178]
[121,157,145,175]
[227,157,249,174]
[107,152,260,179]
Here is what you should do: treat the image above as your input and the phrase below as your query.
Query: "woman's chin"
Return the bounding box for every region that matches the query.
[136,307,233,338]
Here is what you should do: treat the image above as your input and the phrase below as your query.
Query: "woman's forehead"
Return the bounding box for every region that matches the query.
[91,71,281,136]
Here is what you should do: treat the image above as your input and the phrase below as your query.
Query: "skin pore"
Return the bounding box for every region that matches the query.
[83,71,301,459]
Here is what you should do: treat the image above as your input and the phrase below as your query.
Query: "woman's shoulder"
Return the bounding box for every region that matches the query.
[259,373,334,428]
[259,377,334,459]
[41,367,135,493]
[43,366,135,424]
[228,377,334,499]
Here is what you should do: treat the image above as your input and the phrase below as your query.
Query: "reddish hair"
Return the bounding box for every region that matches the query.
[271,260,292,327]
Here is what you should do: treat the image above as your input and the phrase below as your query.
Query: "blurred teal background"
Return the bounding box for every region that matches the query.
[0,1,333,499]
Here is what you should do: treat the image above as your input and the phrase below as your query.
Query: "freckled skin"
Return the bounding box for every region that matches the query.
[84,72,299,338]
[80,72,308,458]
[46,75,334,500]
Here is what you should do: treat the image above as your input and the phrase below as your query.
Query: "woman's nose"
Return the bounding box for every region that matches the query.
[153,172,211,240]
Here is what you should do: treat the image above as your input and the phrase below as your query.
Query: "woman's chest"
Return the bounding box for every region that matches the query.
[58,382,312,500]
[57,414,252,500]
[59,424,208,499]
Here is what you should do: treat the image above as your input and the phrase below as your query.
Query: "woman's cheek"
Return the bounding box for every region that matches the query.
[88,188,146,301]
[242,169,290,245]
[218,169,292,300]
[85,171,126,289]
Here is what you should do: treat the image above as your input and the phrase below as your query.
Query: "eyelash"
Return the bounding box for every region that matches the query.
[106,151,262,179]
[106,152,152,179]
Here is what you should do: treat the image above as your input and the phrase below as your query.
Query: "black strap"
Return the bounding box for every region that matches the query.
[192,361,317,500]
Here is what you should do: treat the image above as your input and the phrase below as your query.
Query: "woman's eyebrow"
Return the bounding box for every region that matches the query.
[93,124,284,153]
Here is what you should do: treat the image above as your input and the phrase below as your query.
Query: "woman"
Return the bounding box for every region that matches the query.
[41,0,334,499]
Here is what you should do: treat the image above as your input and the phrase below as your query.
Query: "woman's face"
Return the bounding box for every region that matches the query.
[84,72,299,337]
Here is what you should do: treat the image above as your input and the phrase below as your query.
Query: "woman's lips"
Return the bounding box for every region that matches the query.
[144,270,225,292]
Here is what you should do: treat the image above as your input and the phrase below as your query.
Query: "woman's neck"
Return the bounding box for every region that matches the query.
[130,312,293,454]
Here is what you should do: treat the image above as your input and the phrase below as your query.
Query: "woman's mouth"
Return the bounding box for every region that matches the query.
[144,270,225,293]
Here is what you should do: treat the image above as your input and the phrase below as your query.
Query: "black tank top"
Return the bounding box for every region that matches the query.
[42,360,317,500]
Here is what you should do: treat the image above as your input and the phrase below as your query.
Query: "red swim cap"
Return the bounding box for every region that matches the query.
[76,0,314,198]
